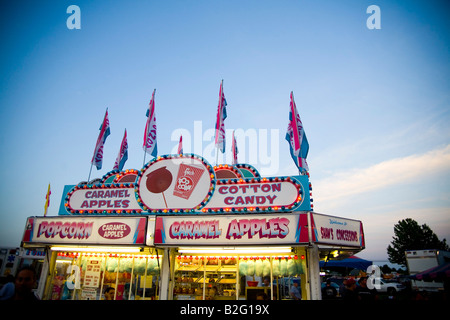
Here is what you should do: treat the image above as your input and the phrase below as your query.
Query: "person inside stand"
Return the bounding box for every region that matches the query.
[342,278,358,301]
[290,280,301,300]
[256,292,268,300]
[321,279,337,299]
[262,277,277,300]
[0,274,15,300]
[104,287,115,300]
[11,266,39,301]
[206,286,217,300]
[355,276,377,301]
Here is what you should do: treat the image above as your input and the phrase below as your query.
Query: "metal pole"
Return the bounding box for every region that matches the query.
[87,163,93,183]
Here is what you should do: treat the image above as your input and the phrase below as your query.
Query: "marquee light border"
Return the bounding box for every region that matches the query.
[134,153,217,214]
[202,176,304,214]
[63,154,311,216]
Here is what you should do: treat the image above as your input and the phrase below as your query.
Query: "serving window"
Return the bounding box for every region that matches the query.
[45,248,162,300]
[172,248,307,300]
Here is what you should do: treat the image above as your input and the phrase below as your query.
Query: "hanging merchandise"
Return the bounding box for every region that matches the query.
[294,257,305,275]
[255,259,263,277]
[120,258,133,273]
[272,258,280,277]
[239,259,248,276]
[287,258,296,276]
[247,259,255,276]
[262,259,270,277]
[280,257,287,276]
[106,258,118,273]
[146,257,160,275]
[134,257,147,275]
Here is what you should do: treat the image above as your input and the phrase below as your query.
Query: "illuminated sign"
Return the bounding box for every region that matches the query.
[310,213,365,248]
[154,214,308,245]
[203,178,302,212]
[22,217,147,245]
[62,154,311,215]
[136,155,215,212]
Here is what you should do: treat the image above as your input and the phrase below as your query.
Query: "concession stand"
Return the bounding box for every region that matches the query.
[21,154,365,300]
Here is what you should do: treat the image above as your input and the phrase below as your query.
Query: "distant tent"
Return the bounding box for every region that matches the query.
[409,263,450,282]
[320,256,373,271]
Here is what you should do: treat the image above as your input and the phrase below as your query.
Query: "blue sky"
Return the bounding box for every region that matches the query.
[0,0,449,262]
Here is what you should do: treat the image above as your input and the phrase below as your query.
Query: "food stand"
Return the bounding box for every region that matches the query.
[21,154,365,300]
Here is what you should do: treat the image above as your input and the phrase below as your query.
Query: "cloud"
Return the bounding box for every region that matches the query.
[313,144,450,203]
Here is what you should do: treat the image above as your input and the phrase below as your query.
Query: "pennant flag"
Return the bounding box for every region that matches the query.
[214,80,227,153]
[91,109,111,170]
[143,89,158,157]
[44,183,51,216]
[178,135,183,154]
[285,92,309,173]
[232,130,238,165]
[113,129,128,171]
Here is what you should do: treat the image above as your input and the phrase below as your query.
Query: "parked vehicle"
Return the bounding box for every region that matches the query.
[375,279,405,294]
[405,249,450,292]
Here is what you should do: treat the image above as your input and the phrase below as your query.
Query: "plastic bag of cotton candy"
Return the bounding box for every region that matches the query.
[287,257,305,276]
[255,259,263,277]
[80,256,88,271]
[134,258,147,275]
[239,259,248,276]
[119,258,133,273]
[106,258,119,273]
[272,258,280,277]
[247,259,255,276]
[146,257,161,275]
[253,258,271,277]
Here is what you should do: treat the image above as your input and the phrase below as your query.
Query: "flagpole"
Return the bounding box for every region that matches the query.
[215,147,219,166]
[88,163,93,183]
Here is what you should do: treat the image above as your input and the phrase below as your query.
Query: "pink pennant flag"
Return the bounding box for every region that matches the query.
[44,183,51,216]
[214,80,227,153]
[113,129,128,171]
[286,92,309,173]
[232,130,238,165]
[91,109,111,170]
[143,89,158,157]
[177,135,183,154]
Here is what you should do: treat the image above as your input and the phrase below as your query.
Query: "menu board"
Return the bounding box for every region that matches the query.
[84,259,101,288]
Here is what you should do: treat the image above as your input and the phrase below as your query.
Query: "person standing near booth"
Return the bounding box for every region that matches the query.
[290,280,301,300]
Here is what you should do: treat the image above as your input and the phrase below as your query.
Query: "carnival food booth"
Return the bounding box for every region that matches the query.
[21,154,365,300]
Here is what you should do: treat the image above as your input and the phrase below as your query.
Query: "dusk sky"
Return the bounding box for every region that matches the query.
[0,0,449,264]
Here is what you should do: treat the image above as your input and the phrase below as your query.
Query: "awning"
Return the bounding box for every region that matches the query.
[320,255,372,270]
[409,263,450,282]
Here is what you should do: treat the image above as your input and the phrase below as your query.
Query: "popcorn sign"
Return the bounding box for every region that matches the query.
[22,217,147,245]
